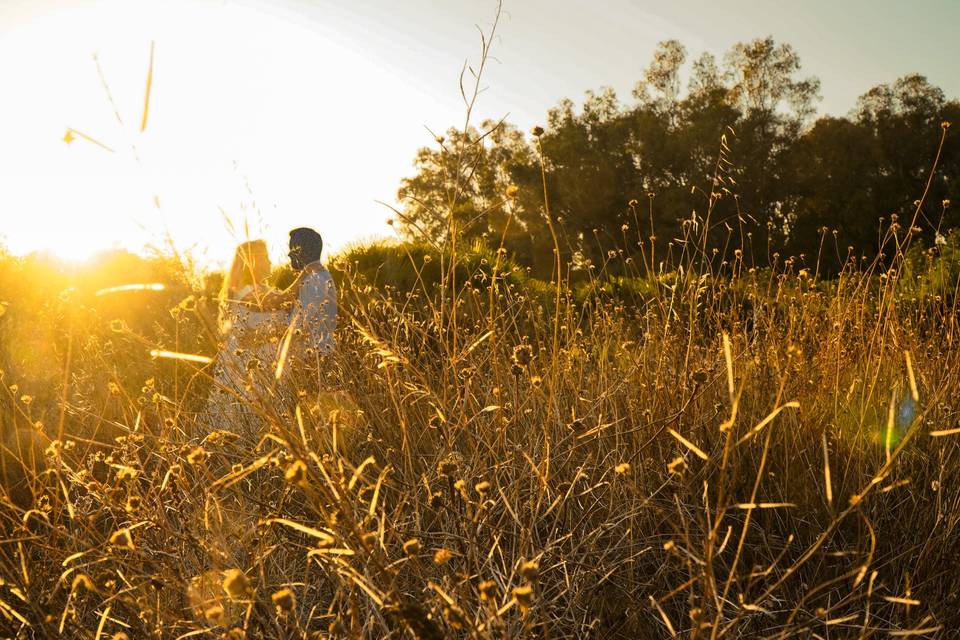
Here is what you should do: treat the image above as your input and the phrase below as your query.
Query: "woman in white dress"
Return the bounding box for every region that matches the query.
[205,240,289,440]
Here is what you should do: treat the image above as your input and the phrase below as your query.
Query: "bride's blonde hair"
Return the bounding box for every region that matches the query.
[220,240,271,302]
[218,240,271,333]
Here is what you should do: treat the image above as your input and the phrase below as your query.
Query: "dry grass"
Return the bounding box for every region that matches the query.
[3,5,960,637]
[2,203,960,638]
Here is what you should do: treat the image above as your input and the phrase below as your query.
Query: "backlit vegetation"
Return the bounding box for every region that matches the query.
[2,6,960,638]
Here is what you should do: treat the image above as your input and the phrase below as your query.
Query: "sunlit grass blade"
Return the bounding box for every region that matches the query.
[668,427,708,460]
[149,349,213,364]
[140,41,155,132]
[275,315,297,380]
[62,127,114,153]
[95,283,166,296]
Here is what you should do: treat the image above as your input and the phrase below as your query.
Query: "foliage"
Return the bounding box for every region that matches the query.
[397,38,959,278]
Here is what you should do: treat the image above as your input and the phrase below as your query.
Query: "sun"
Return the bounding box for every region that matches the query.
[0,0,409,267]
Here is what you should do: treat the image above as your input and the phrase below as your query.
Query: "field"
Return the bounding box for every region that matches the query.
[2,206,960,639]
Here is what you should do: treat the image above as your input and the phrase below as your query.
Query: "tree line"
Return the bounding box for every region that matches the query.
[396,38,959,277]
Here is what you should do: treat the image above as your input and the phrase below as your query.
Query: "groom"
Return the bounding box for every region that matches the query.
[263,227,337,356]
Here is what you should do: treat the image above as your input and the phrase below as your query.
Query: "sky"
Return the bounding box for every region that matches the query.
[0,0,958,266]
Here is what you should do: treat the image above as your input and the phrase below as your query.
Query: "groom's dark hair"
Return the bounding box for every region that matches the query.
[289,227,323,270]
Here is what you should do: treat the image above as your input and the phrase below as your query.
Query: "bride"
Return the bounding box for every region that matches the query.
[205,240,289,439]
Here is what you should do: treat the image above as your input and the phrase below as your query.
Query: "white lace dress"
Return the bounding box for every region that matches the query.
[204,286,290,439]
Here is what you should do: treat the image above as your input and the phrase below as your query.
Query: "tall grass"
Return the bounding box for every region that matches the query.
[3,7,960,638]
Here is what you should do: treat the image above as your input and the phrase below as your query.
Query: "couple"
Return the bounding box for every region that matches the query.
[205,227,337,436]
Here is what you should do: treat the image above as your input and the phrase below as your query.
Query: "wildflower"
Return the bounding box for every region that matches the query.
[935,233,947,247]
[628,199,639,207]
[474,480,491,496]
[942,121,951,130]
[361,531,377,549]
[667,456,687,476]
[433,548,453,565]
[125,495,141,513]
[223,569,251,600]
[285,459,307,485]
[615,462,631,475]
[20,395,32,406]
[512,344,533,367]
[944,199,952,208]
[530,125,544,137]
[204,605,225,626]
[438,457,459,477]
[506,184,520,198]
[479,580,497,602]
[444,604,467,629]
[186,447,208,466]
[520,560,539,583]
[71,573,95,593]
[403,538,421,558]
[513,585,534,612]
[109,528,134,549]
[271,588,296,613]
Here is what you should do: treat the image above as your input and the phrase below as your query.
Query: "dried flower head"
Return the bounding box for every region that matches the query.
[512,344,534,367]
[667,456,687,476]
[271,588,296,613]
[530,125,544,137]
[444,603,467,629]
[223,569,251,600]
[479,579,497,602]
[438,456,459,477]
[513,585,534,612]
[285,459,307,484]
[403,538,421,558]
[109,528,134,549]
[186,447,208,465]
[520,559,539,583]
[204,605,225,626]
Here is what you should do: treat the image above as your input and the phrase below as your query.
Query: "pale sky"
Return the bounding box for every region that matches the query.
[1,0,958,265]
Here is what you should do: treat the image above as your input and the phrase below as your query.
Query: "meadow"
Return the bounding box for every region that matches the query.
[2,198,960,639]
[2,6,960,634]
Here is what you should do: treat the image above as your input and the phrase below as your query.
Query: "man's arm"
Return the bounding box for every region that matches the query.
[256,267,316,310]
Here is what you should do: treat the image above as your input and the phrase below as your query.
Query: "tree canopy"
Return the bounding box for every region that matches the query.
[397,37,959,277]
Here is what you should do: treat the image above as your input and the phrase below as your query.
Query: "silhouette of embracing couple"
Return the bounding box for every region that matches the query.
[204,227,337,437]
